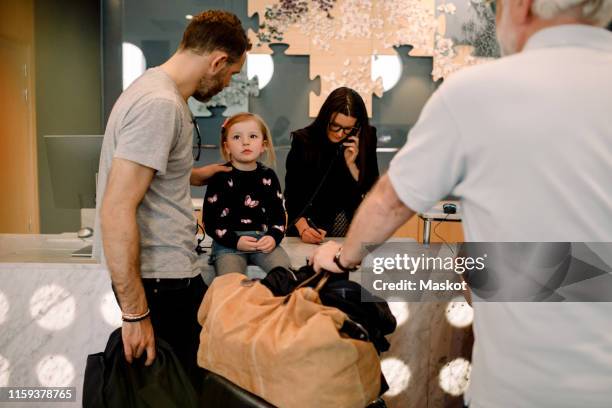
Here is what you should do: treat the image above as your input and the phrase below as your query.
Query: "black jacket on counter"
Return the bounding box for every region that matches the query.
[284,127,379,236]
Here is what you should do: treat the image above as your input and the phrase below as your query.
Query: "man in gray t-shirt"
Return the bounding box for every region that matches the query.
[94,67,199,279]
[94,10,250,380]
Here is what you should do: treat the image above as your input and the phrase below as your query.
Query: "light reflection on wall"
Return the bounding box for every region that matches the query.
[445,298,474,328]
[388,300,410,327]
[247,53,274,90]
[0,355,10,387]
[0,290,8,325]
[381,357,412,397]
[371,54,403,91]
[30,284,76,331]
[439,357,472,397]
[36,355,75,387]
[123,42,147,90]
[100,291,122,328]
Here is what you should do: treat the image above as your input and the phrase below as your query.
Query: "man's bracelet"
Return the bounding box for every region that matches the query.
[121,308,150,323]
[333,247,359,273]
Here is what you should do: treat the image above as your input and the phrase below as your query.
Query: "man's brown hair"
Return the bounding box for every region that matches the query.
[179,10,251,63]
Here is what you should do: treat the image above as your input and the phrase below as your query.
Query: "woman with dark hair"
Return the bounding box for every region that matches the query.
[285,87,379,243]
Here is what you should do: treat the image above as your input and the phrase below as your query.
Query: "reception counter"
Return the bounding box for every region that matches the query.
[0,234,472,407]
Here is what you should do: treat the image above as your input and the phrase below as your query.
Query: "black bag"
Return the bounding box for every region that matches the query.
[83,328,198,408]
[261,265,396,352]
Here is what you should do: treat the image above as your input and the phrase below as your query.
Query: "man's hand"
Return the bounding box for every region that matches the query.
[122,318,156,366]
[256,235,276,253]
[237,236,258,252]
[101,158,155,365]
[310,240,343,273]
[190,164,232,186]
[310,175,415,274]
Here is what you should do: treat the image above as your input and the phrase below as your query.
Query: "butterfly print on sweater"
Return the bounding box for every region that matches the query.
[244,195,259,208]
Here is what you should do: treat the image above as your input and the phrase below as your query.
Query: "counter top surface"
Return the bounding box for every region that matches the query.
[0,234,357,270]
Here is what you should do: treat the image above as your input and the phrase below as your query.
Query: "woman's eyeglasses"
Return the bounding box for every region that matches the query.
[328,122,360,136]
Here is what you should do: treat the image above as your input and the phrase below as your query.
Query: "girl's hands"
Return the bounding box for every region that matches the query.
[237,236,258,252]
[237,235,278,253]
[256,236,276,253]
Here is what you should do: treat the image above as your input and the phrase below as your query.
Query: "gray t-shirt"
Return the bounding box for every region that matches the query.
[93,67,198,279]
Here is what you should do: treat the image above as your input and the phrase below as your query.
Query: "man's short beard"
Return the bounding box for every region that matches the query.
[192,73,225,102]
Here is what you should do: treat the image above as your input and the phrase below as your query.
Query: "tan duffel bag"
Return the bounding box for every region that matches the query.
[197,272,381,408]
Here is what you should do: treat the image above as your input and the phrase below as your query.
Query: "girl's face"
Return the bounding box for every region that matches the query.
[224,120,266,167]
[326,112,359,144]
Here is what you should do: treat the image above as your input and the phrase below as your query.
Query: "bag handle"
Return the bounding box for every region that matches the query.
[294,271,330,293]
[283,271,330,304]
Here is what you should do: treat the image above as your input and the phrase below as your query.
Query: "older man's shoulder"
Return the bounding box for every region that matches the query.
[438,54,527,97]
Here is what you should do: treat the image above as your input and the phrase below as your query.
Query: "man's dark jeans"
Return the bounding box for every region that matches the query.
[142,274,207,387]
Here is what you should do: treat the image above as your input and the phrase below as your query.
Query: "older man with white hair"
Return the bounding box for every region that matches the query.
[312,0,612,406]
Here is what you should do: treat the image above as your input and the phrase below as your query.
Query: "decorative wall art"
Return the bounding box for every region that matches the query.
[434,0,500,80]
[188,68,260,117]
[248,0,499,116]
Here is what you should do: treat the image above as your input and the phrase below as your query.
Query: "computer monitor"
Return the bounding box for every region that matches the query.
[44,135,103,209]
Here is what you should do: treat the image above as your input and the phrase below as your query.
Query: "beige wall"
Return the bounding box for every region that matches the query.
[0,0,39,233]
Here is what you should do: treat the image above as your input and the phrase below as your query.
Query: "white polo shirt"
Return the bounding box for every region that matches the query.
[388,25,612,407]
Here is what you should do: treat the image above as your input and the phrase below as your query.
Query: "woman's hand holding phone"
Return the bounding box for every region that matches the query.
[343,135,359,181]
[343,136,359,164]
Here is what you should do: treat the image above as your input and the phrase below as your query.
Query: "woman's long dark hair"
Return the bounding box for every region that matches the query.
[300,87,375,188]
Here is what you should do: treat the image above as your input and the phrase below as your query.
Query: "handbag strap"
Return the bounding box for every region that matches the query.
[294,271,330,293]
[287,147,342,232]
[283,271,330,304]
